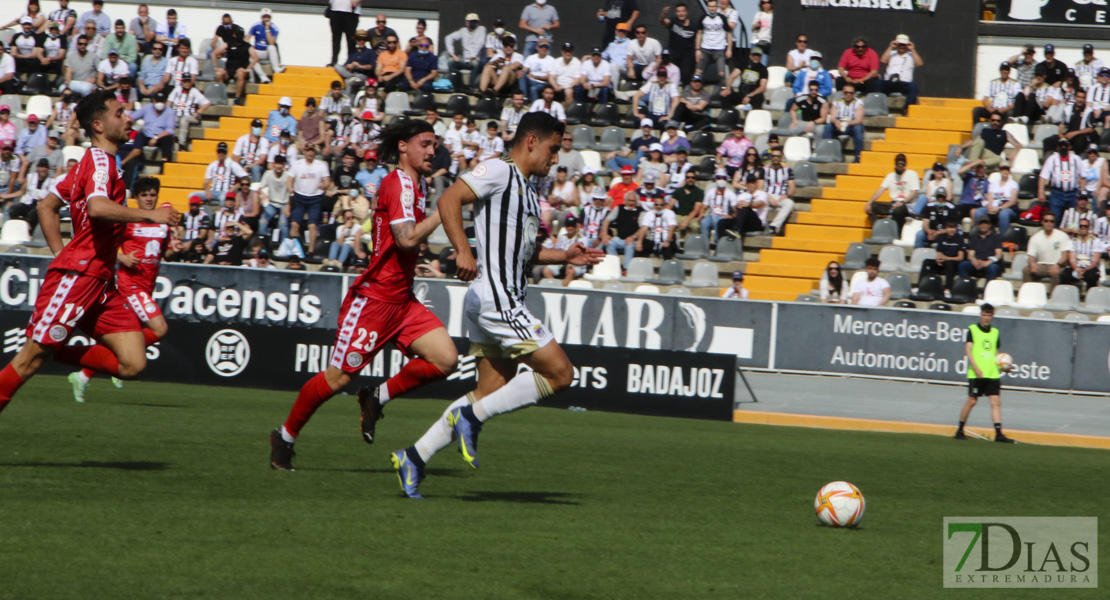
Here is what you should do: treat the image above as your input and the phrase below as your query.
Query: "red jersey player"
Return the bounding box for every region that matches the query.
[68,176,171,401]
[270,120,459,471]
[0,90,180,417]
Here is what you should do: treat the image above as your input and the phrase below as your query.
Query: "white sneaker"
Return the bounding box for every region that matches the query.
[68,372,88,403]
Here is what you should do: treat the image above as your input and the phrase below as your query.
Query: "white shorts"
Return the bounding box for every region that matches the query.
[464,285,553,359]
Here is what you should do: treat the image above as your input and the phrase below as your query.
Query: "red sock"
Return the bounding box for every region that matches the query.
[80,368,95,379]
[385,358,447,400]
[143,329,160,346]
[53,345,122,378]
[0,364,26,414]
[282,372,336,437]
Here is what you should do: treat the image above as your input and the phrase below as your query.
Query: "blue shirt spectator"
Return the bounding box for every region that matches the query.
[78,9,113,36]
[602,36,631,71]
[249,21,279,51]
[264,109,298,143]
[139,53,168,88]
[15,122,48,157]
[130,104,177,137]
[959,170,989,208]
[407,50,437,81]
[347,45,377,77]
[356,164,389,194]
[792,66,833,97]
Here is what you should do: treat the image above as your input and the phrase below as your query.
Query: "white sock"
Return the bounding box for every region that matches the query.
[280,426,296,443]
[471,371,554,423]
[377,382,391,405]
[414,396,470,463]
[75,371,90,384]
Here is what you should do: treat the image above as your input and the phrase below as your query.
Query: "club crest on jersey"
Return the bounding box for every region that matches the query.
[92,169,109,184]
[48,324,68,342]
[401,188,414,207]
[471,163,488,178]
[346,352,363,368]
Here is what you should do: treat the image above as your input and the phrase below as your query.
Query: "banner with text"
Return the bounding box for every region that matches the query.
[801,0,939,13]
[992,0,1110,27]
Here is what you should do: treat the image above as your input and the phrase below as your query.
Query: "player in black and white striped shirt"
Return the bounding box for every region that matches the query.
[390,112,603,498]
[973,62,1022,124]
[762,150,795,235]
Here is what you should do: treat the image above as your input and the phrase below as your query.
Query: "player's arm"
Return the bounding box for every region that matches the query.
[37,191,67,255]
[965,339,983,378]
[391,210,442,252]
[87,195,179,225]
[437,179,480,280]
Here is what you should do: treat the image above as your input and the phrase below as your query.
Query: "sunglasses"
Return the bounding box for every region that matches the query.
[377,20,386,24]
[418,43,430,47]
[386,40,397,44]
[854,44,867,49]
[797,39,808,43]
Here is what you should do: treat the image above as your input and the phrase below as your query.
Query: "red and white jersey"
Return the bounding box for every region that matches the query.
[51,147,127,281]
[116,220,170,296]
[352,168,426,303]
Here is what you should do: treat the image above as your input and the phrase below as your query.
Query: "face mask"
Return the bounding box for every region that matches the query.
[279,108,289,116]
[715,180,727,189]
[495,27,505,36]
[154,102,166,111]
[281,139,290,147]
[810,60,820,70]
[1059,148,1069,157]
[418,50,429,55]
[467,22,477,30]
[537,0,547,4]
[655,209,663,215]
[252,127,262,136]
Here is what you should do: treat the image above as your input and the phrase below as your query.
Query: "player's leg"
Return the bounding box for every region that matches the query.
[72,295,168,397]
[0,340,52,415]
[955,381,978,440]
[270,365,353,470]
[988,385,1013,442]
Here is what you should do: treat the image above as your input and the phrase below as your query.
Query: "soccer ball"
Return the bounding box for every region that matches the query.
[814,481,866,527]
[996,352,1013,372]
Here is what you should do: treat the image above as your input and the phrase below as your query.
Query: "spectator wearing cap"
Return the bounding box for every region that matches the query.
[355,110,381,154]
[600,0,640,48]
[18,128,63,181]
[259,155,291,241]
[104,18,138,77]
[1061,217,1103,292]
[722,271,748,299]
[722,46,768,109]
[328,106,362,160]
[1035,44,1066,87]
[978,163,1020,236]
[601,23,631,86]
[659,3,697,84]
[956,159,990,222]
[784,34,816,85]
[320,80,352,116]
[1074,43,1104,89]
[96,47,128,90]
[529,85,567,121]
[355,149,388,203]
[400,38,438,93]
[608,164,639,206]
[627,23,662,82]
[607,118,659,174]
[635,194,678,261]
[78,0,111,37]
[836,36,880,94]
[672,75,711,131]
[822,83,865,162]
[137,39,167,99]
[445,14,488,87]
[644,50,681,86]
[161,37,198,90]
[548,42,581,103]
[233,119,271,182]
[700,170,735,242]
[972,62,1021,124]
[1087,68,1110,123]
[581,189,611,248]
[914,161,952,216]
[724,173,768,239]
[637,142,668,185]
[536,214,586,283]
[864,153,918,233]
[265,96,298,144]
[326,0,359,67]
[959,111,1023,169]
[479,36,524,96]
[958,216,1004,284]
[126,90,176,162]
[660,121,691,157]
[790,51,832,98]
[521,39,556,103]
[0,107,17,149]
[14,114,46,162]
[128,3,156,55]
[249,8,283,82]
[519,0,560,58]
[1007,44,1036,89]
[914,187,957,250]
[716,122,753,178]
[287,142,331,252]
[60,34,95,96]
[155,9,188,56]
[1059,192,1097,238]
[918,220,965,291]
[483,18,514,61]
[204,141,249,204]
[633,68,680,129]
[600,188,644,270]
[11,16,44,76]
[575,48,612,104]
[167,75,209,150]
[879,34,922,105]
[785,80,829,136]
[634,171,665,210]
[375,33,407,93]
[1043,89,1098,159]
[335,31,376,95]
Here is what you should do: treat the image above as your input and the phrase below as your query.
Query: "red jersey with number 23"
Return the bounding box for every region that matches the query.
[352,168,426,303]
[116,220,170,296]
[50,147,128,281]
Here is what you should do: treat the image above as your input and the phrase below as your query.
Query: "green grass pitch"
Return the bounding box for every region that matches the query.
[0,376,1105,599]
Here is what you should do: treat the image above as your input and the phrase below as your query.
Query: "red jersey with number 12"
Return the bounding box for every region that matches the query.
[353,168,426,302]
[116,220,170,296]
[50,147,128,281]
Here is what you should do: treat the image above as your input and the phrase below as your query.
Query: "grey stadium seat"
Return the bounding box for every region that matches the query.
[620,257,655,282]
[203,82,229,105]
[767,87,795,112]
[676,234,710,260]
[887,272,911,300]
[794,162,818,188]
[864,219,898,245]
[602,281,626,292]
[709,237,743,262]
[863,93,889,117]
[877,245,906,272]
[809,139,843,164]
[1079,287,1110,314]
[570,125,595,150]
[1043,285,1081,312]
[651,260,685,285]
[685,261,721,288]
[597,127,627,152]
[842,242,870,270]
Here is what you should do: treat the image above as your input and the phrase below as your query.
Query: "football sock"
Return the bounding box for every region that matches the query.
[957,420,965,432]
[282,372,335,438]
[0,364,26,414]
[54,345,121,377]
[414,395,470,463]
[78,369,93,383]
[994,423,1003,435]
[382,358,446,406]
[405,445,426,470]
[471,371,555,423]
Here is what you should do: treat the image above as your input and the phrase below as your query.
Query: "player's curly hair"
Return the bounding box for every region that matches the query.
[377,119,436,165]
[133,176,161,196]
[76,89,117,138]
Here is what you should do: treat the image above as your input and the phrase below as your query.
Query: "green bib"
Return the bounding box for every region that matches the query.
[968,325,1000,380]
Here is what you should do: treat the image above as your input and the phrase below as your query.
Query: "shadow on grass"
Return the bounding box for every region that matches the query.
[109,402,186,408]
[316,468,467,478]
[456,490,581,505]
[0,461,168,471]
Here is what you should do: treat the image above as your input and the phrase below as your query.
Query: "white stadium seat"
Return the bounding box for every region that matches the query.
[982,279,1015,306]
[1012,282,1048,309]
[583,254,621,281]
[766,66,787,90]
[1009,148,1040,175]
[782,137,811,162]
[744,110,774,136]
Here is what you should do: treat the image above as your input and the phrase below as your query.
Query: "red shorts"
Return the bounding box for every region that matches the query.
[27,269,142,349]
[123,291,164,324]
[328,293,444,374]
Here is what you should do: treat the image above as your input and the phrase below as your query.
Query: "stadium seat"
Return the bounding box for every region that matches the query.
[994,307,1019,317]
[388,115,410,126]
[794,161,818,187]
[842,243,869,270]
[565,102,591,125]
[590,103,620,126]
[1029,124,1056,149]
[696,156,716,181]
[403,93,436,116]
[767,87,794,111]
[570,125,595,150]
[1101,128,1110,152]
[472,97,500,120]
[651,260,685,285]
[1098,315,1110,322]
[5,245,28,254]
[809,139,843,164]
[1017,173,1037,200]
[708,108,740,133]
[893,300,916,309]
[597,127,627,152]
[21,74,52,96]
[970,121,986,140]
[203,82,228,105]
[579,150,603,174]
[442,94,470,117]
[1009,148,1040,175]
[929,302,952,311]
[1002,252,1026,281]
[621,257,655,282]
[864,219,898,245]
[583,254,622,281]
[863,93,889,117]
[668,287,692,295]
[709,236,743,262]
[0,219,31,247]
[1002,225,1028,251]
[537,278,563,287]
[782,136,811,162]
[1012,282,1048,309]
[910,275,943,301]
[428,226,449,244]
[1064,312,1090,321]
[448,70,466,92]
[877,245,906,272]
[198,55,219,82]
[950,278,978,304]
[962,305,981,314]
[0,95,21,118]
[796,293,818,302]
[909,246,935,272]
[634,284,661,294]
[18,95,51,121]
[1002,123,1029,148]
[684,261,720,288]
[676,234,709,259]
[887,272,911,300]
[1044,284,1081,311]
[1026,309,1053,319]
[567,280,594,289]
[689,132,716,156]
[385,92,412,116]
[602,281,626,292]
[893,219,923,248]
[62,145,84,163]
[983,279,1015,305]
[766,66,787,90]
[1079,287,1110,314]
[743,110,773,136]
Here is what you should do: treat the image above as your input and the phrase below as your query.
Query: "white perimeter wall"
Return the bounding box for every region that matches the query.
[53,1,437,69]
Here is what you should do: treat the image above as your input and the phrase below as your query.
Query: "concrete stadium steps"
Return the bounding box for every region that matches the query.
[859,151,945,167]
[794,213,869,227]
[744,263,827,279]
[770,238,852,253]
[894,117,969,131]
[160,188,198,210]
[883,129,969,146]
[742,274,814,300]
[810,198,868,215]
